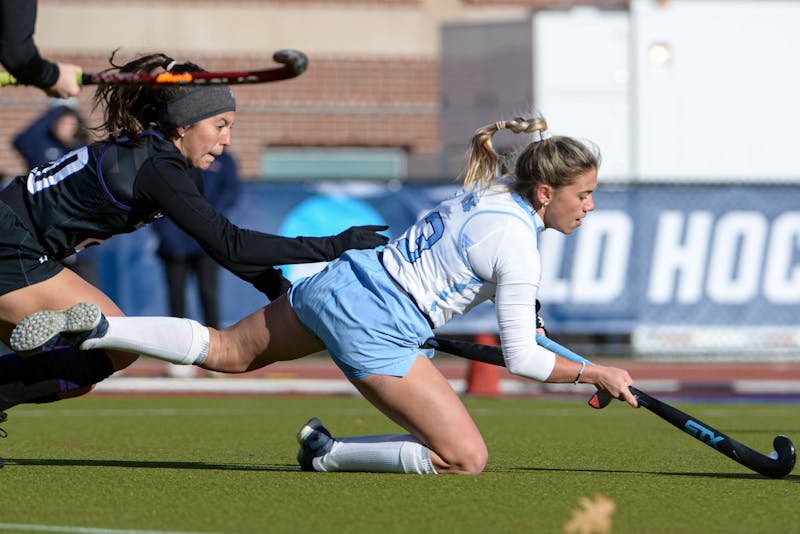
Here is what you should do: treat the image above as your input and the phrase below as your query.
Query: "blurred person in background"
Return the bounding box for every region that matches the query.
[17,115,638,475]
[13,99,90,169]
[0,0,82,98]
[13,99,100,286]
[0,51,388,428]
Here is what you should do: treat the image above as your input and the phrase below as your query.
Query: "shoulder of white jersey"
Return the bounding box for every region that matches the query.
[471,187,538,231]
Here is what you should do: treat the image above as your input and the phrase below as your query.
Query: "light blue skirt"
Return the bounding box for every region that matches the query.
[288,249,434,379]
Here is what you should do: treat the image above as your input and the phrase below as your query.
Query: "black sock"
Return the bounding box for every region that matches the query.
[0,348,114,410]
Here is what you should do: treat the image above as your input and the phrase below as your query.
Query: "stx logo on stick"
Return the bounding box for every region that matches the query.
[684,420,725,448]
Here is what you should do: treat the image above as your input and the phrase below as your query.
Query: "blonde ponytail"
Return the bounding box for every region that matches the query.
[462,117,551,191]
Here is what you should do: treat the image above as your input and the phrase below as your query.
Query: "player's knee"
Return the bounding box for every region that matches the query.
[461,444,489,475]
[444,442,488,475]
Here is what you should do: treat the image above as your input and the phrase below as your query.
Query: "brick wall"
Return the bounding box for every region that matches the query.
[0,52,438,180]
[4,0,630,181]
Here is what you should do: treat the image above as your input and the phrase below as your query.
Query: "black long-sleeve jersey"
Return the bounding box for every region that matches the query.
[0,0,59,88]
[0,131,350,298]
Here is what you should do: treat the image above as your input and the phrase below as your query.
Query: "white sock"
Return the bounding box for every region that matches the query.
[315,434,437,474]
[81,317,210,365]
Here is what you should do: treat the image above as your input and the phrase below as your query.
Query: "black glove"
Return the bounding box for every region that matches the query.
[535,299,548,336]
[332,225,389,257]
[252,268,293,301]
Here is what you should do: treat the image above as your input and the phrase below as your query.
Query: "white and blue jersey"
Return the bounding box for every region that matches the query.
[381,183,542,328]
[290,181,557,381]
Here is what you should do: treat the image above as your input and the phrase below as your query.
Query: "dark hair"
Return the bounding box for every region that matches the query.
[92,50,205,141]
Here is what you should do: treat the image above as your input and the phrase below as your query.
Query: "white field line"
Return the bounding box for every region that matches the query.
[92,377,360,395]
[10,404,798,420]
[91,377,689,396]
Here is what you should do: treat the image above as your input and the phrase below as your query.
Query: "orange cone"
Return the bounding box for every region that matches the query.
[466,333,501,396]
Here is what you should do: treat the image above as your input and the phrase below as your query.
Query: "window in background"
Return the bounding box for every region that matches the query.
[261,147,407,181]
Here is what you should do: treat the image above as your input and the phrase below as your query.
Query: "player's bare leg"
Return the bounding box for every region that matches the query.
[298,355,487,475]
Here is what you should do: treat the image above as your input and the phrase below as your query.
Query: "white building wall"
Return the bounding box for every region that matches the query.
[533,1,800,182]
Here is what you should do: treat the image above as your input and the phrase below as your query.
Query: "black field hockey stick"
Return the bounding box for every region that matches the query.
[424,336,796,479]
[0,49,308,87]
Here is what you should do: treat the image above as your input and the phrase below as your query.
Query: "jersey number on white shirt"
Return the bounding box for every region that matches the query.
[396,212,445,263]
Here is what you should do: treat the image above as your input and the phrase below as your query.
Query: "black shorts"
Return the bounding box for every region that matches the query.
[0,201,63,296]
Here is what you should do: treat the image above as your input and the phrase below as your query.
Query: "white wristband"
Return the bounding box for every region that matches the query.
[574,361,587,384]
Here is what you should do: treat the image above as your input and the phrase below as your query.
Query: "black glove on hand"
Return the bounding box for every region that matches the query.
[333,225,389,257]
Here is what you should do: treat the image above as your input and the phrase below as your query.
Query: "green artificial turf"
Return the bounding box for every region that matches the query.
[1,395,798,533]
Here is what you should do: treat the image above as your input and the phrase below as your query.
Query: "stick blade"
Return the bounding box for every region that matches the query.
[765,435,796,479]
[272,49,308,76]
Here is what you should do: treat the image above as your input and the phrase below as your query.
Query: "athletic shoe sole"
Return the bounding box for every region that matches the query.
[297,417,325,444]
[10,302,103,353]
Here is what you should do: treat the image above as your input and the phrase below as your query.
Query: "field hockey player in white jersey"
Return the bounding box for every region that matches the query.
[13,114,638,475]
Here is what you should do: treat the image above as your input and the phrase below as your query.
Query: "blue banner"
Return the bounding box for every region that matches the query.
[97,181,800,335]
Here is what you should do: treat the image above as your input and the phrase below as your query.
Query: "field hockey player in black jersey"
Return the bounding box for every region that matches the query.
[0,51,388,430]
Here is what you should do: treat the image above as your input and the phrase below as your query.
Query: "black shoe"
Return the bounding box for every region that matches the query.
[296,417,334,471]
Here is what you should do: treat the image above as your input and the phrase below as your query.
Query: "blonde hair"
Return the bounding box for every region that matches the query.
[462,116,600,201]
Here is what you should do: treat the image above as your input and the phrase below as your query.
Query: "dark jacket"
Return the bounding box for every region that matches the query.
[13,106,87,168]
